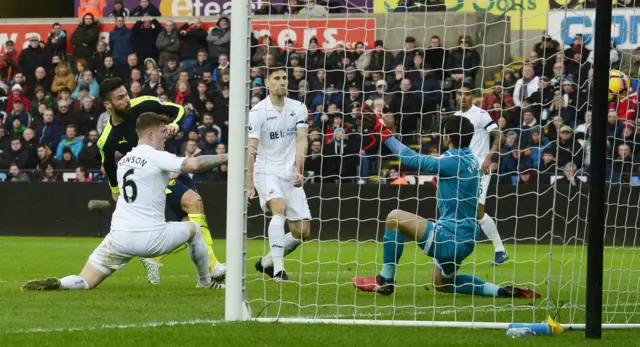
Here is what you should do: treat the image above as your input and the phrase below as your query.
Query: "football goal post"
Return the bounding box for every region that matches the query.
[225,0,640,336]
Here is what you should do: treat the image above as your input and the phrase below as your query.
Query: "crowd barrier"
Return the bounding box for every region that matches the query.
[0,183,637,246]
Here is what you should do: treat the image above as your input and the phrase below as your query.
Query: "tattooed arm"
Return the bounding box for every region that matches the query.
[180,154,229,173]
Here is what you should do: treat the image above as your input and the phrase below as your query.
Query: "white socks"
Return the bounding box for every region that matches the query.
[187,224,211,283]
[267,215,286,274]
[60,275,89,290]
[283,232,302,257]
[479,213,506,253]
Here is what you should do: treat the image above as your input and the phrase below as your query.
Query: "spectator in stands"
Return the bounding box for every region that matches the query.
[282,0,304,14]
[30,86,54,115]
[5,100,30,134]
[482,81,512,122]
[109,16,134,66]
[528,76,554,118]
[394,36,421,70]
[447,35,480,85]
[73,165,93,182]
[499,131,523,174]
[31,103,48,127]
[525,126,549,168]
[110,0,129,17]
[526,51,544,77]
[390,78,421,137]
[73,59,89,86]
[607,106,624,147]
[74,97,100,136]
[161,57,180,92]
[56,124,83,160]
[364,40,391,74]
[386,166,407,185]
[564,34,590,65]
[183,139,201,158]
[40,163,60,182]
[131,0,161,16]
[78,129,101,169]
[91,42,108,75]
[299,0,329,15]
[174,80,190,106]
[305,38,325,72]
[140,68,162,96]
[207,17,231,66]
[51,62,76,96]
[422,36,447,81]
[156,20,180,68]
[513,64,540,107]
[36,143,57,170]
[18,35,50,88]
[621,47,640,79]
[129,81,143,98]
[72,71,99,100]
[212,54,230,84]
[7,163,30,182]
[253,35,280,67]
[96,56,118,83]
[533,34,560,76]
[5,137,36,169]
[189,49,210,88]
[556,162,582,186]
[199,128,220,155]
[255,0,280,14]
[36,109,61,150]
[1,40,19,82]
[519,108,538,141]
[132,16,161,63]
[71,13,100,64]
[6,84,30,114]
[56,99,72,126]
[179,18,207,69]
[610,143,638,184]
[28,67,52,100]
[554,125,583,169]
[58,146,80,170]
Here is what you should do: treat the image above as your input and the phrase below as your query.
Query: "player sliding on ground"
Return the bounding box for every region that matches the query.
[22,112,228,291]
[456,82,508,265]
[248,63,311,282]
[352,113,540,299]
[96,78,225,284]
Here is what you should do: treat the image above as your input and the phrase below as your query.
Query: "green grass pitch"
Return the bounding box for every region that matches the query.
[0,236,639,346]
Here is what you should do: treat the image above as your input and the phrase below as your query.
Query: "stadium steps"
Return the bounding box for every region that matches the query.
[513,57,525,62]
[410,144,421,150]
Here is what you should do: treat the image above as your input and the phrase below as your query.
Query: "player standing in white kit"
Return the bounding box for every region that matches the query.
[455,82,508,265]
[22,112,228,291]
[247,63,311,282]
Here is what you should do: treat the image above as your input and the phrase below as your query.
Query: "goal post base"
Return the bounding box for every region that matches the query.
[254,318,640,330]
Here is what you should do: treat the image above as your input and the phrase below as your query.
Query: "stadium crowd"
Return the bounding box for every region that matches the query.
[0,0,638,185]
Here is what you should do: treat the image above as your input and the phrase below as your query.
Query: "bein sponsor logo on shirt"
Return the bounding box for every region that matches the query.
[269,126,296,140]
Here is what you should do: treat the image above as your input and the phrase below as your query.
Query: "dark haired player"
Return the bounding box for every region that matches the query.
[248,63,311,282]
[352,112,539,299]
[96,78,225,284]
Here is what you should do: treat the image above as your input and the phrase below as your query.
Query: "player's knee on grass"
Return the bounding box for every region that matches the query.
[288,220,310,240]
[181,190,204,214]
[185,221,199,241]
[267,198,286,217]
[431,267,453,293]
[385,209,405,230]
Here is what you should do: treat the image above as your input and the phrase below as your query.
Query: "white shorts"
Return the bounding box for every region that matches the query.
[254,172,311,221]
[88,222,191,273]
[478,174,491,205]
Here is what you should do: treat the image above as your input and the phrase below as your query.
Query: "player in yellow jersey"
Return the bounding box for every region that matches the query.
[97,77,225,284]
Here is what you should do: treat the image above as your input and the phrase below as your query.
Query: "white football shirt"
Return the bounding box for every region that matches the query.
[110,144,185,232]
[248,96,308,178]
[455,105,497,164]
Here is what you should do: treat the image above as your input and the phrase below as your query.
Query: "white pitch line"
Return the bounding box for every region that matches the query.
[4,319,221,335]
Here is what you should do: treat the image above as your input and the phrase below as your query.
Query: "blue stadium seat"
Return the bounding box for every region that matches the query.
[0,173,6,181]
[511,175,519,185]
[631,176,640,186]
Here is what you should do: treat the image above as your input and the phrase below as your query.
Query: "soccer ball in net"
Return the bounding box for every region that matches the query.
[609,70,630,102]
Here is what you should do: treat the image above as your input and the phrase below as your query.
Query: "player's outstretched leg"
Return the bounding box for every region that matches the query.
[22,263,110,291]
[431,269,540,299]
[186,222,224,289]
[352,210,429,295]
[478,204,508,265]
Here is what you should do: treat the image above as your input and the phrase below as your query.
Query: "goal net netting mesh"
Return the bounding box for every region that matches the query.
[241,1,640,327]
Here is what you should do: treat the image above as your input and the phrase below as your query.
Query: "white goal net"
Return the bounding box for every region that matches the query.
[226,0,640,328]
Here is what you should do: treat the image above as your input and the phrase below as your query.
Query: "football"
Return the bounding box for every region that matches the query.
[609,70,630,102]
